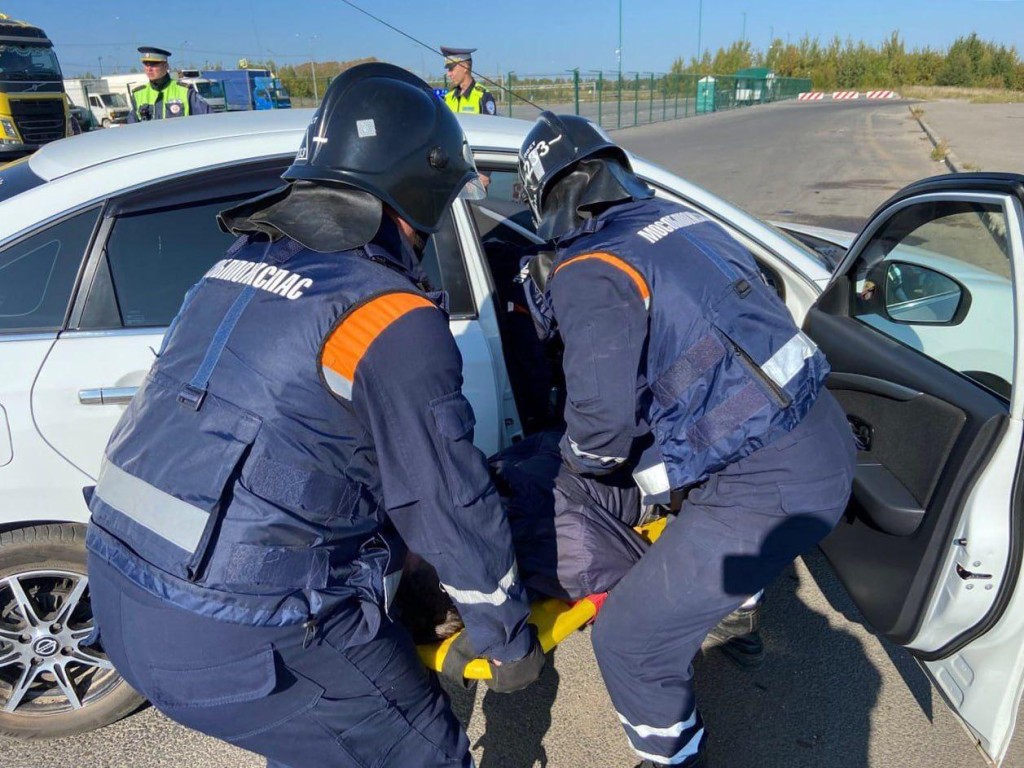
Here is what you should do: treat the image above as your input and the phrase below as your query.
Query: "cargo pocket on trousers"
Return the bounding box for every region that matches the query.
[430,392,493,507]
[147,645,323,741]
[778,472,852,517]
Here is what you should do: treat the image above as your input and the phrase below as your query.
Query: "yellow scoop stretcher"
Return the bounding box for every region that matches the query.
[416,516,668,679]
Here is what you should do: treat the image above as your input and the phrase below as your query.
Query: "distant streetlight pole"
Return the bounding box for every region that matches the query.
[97,56,104,76]
[696,0,703,73]
[616,0,622,83]
[309,36,319,102]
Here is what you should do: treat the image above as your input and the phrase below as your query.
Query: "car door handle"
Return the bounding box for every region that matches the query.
[78,387,139,406]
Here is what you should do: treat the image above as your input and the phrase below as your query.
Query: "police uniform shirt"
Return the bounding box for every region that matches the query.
[446,78,497,116]
[127,77,211,123]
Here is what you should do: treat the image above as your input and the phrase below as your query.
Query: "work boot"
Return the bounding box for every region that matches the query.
[705,603,764,668]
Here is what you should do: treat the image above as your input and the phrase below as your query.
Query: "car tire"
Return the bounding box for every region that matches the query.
[101,119,111,129]
[0,523,144,740]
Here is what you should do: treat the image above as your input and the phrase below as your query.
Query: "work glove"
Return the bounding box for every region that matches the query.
[440,626,546,694]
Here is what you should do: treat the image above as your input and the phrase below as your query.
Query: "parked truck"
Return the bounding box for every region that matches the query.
[0,14,70,160]
[100,72,148,107]
[201,69,291,111]
[177,69,227,111]
[63,78,130,128]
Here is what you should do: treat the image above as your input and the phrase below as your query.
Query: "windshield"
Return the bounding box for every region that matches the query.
[0,43,62,81]
[0,157,45,203]
[194,81,225,99]
[99,93,128,108]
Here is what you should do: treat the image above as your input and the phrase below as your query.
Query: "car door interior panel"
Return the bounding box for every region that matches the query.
[807,282,1009,647]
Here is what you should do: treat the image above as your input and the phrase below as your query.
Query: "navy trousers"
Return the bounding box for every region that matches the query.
[87,555,472,768]
[591,392,856,765]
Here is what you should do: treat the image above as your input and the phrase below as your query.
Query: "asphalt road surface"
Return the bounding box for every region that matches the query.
[3,100,1019,768]
[617,98,944,233]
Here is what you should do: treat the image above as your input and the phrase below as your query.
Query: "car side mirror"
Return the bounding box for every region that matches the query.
[883,261,969,325]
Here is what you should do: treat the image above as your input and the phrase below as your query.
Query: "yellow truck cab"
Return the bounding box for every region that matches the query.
[0,14,69,161]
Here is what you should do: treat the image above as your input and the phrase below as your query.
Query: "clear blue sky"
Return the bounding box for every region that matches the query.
[10,0,1024,78]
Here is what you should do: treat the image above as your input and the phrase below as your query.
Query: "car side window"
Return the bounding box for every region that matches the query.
[479,169,523,204]
[851,199,1013,398]
[0,208,99,334]
[103,200,238,328]
[420,208,475,318]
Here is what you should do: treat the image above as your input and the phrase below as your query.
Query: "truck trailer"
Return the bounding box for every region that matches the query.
[63,78,130,128]
[201,69,291,111]
[0,14,70,159]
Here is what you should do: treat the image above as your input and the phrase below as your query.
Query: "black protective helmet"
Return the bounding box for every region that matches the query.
[283,62,480,234]
[518,112,631,226]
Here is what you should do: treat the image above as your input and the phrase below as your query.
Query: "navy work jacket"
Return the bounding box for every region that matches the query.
[86,222,531,660]
[532,197,828,498]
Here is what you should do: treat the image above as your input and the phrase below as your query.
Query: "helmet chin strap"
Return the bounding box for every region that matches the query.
[537,158,654,242]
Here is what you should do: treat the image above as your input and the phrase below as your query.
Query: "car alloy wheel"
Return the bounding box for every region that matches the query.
[0,570,119,715]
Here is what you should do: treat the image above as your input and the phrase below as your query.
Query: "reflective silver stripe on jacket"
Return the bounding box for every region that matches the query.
[619,711,705,764]
[761,331,818,389]
[568,436,626,466]
[322,365,354,400]
[441,563,518,606]
[94,457,210,553]
[633,461,672,500]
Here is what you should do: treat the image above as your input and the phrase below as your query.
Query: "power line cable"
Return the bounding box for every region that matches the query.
[337,0,542,111]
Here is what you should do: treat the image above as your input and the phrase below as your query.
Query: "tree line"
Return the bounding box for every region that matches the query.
[672,33,1024,91]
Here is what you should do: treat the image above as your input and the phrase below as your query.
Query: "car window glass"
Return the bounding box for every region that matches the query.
[480,169,523,204]
[105,200,237,328]
[0,208,99,334]
[420,208,475,318]
[851,199,1013,399]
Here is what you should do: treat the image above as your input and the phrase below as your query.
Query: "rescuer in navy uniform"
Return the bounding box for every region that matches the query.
[127,46,210,123]
[441,46,496,116]
[85,63,544,768]
[517,112,856,767]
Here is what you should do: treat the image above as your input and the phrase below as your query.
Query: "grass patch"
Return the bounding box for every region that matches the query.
[962,162,981,171]
[902,85,1024,103]
[930,140,951,162]
[909,106,925,118]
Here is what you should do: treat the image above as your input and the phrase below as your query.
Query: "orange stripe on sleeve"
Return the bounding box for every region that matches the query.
[322,292,436,385]
[553,252,651,307]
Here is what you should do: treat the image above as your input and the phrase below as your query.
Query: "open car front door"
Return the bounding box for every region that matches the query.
[804,173,1024,765]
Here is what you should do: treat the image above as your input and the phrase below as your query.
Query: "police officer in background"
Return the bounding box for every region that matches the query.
[127,46,210,123]
[517,112,856,767]
[441,46,496,116]
[86,63,544,768]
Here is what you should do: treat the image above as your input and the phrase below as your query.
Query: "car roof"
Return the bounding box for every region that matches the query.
[28,109,539,182]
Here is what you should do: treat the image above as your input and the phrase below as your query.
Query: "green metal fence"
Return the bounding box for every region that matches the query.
[427,71,812,130]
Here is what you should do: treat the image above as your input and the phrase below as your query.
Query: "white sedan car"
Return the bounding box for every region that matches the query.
[1,111,1023,766]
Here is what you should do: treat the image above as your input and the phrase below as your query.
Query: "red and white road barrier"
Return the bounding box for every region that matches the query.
[797,92,825,101]
[864,90,899,99]
[832,91,860,100]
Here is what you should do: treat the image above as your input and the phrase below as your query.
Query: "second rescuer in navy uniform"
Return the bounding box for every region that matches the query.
[517,112,856,767]
[85,64,544,768]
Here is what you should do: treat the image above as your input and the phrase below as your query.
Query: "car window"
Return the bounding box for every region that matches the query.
[0,207,99,334]
[480,169,523,204]
[104,199,238,328]
[851,199,1013,399]
[420,208,475,318]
